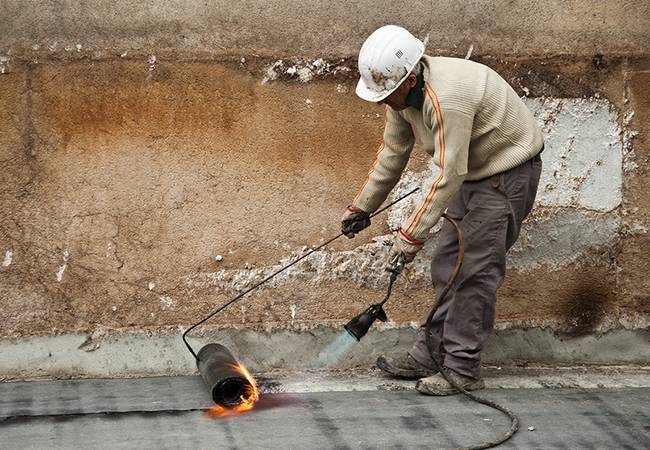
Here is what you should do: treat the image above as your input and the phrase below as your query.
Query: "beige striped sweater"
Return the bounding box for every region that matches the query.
[352,56,544,243]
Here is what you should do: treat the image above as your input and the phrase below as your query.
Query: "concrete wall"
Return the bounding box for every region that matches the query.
[1,0,649,57]
[1,2,649,377]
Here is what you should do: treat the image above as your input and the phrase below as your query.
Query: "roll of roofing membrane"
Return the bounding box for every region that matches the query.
[196,343,252,407]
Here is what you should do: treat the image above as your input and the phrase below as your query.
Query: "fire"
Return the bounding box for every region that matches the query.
[206,362,260,418]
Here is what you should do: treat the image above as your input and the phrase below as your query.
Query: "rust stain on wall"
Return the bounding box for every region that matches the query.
[35,62,255,144]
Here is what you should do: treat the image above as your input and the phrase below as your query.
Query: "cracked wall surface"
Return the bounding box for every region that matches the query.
[0,6,649,367]
[0,55,648,342]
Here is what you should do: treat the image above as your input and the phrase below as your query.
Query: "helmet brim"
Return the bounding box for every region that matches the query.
[355,76,402,102]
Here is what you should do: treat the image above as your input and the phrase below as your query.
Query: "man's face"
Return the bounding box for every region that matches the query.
[379,73,417,111]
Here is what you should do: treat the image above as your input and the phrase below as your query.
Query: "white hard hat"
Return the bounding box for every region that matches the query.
[356,25,425,102]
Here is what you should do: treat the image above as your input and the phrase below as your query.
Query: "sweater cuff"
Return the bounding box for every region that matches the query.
[347,205,367,213]
[399,229,424,246]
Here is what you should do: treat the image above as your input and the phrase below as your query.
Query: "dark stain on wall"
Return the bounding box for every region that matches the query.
[560,275,614,336]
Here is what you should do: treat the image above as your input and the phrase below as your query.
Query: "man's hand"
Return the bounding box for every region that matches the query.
[341,206,371,238]
[387,229,424,271]
[386,251,406,275]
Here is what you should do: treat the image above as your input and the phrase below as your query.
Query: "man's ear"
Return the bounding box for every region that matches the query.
[407,73,418,88]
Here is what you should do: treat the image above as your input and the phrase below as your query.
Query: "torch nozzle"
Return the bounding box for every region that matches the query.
[344,268,400,341]
[344,303,388,341]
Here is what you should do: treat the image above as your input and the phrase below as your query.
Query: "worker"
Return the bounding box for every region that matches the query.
[341,25,543,395]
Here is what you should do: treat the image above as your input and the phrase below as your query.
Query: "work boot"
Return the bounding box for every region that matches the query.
[376,353,438,379]
[415,368,485,396]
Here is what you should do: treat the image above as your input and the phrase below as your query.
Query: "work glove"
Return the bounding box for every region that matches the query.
[341,206,371,238]
[387,229,424,273]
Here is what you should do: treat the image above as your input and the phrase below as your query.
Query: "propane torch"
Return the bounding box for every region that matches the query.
[182,188,420,408]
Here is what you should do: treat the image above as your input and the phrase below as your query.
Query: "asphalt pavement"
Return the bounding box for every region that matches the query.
[0,375,648,449]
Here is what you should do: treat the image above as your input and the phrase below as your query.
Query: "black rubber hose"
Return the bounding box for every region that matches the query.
[425,215,519,450]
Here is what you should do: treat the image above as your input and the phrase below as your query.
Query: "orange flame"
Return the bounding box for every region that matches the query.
[206,362,260,418]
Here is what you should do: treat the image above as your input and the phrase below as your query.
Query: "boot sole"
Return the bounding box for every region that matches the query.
[415,379,485,396]
[376,356,438,379]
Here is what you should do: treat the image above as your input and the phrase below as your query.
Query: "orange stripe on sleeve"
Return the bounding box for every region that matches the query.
[406,84,446,235]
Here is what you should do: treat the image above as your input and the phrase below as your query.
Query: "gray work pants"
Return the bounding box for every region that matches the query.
[409,151,543,379]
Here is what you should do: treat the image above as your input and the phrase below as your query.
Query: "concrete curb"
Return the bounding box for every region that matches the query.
[1,327,648,380]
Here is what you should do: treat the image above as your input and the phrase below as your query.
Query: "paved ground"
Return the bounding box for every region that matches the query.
[1,373,649,449]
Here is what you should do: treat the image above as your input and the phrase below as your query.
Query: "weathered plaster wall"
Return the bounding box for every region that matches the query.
[0,3,649,376]
[1,0,649,57]
[1,56,647,339]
